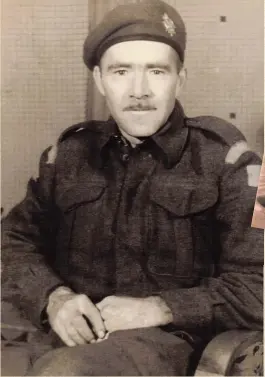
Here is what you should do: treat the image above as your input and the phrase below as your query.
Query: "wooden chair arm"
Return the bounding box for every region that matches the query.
[195,330,263,376]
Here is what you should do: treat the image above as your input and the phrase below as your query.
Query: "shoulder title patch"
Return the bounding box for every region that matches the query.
[46,145,58,165]
[225,141,251,164]
[247,165,261,187]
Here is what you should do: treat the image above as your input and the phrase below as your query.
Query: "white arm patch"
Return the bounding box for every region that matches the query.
[246,165,261,187]
[225,141,250,164]
[46,145,58,164]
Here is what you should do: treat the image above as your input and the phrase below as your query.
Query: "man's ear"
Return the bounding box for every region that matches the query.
[93,66,105,96]
[175,67,187,97]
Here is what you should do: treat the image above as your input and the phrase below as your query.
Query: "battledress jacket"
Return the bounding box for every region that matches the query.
[2,104,263,337]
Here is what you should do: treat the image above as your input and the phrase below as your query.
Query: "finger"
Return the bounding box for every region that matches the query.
[98,307,109,320]
[72,316,95,343]
[96,296,116,312]
[78,295,106,338]
[100,303,120,320]
[95,297,109,312]
[55,323,76,347]
[67,323,87,345]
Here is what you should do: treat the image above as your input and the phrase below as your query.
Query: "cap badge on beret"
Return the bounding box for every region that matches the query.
[162,13,176,37]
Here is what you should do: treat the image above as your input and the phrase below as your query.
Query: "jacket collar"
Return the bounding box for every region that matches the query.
[151,100,188,168]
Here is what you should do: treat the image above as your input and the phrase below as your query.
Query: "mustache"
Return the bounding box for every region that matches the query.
[123,104,157,111]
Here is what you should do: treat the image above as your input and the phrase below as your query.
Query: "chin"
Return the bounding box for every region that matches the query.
[132,131,156,138]
[128,125,161,138]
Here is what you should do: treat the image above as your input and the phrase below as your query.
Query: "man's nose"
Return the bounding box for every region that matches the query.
[130,72,151,99]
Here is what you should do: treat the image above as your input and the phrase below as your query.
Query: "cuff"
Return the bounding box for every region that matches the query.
[40,283,68,331]
[160,287,214,329]
[18,272,65,330]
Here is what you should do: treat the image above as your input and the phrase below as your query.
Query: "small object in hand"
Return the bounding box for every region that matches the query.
[95,332,109,343]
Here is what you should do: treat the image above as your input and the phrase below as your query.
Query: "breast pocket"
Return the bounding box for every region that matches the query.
[147,176,218,287]
[54,180,106,275]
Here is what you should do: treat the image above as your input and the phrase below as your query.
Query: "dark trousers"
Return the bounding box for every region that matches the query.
[27,327,193,376]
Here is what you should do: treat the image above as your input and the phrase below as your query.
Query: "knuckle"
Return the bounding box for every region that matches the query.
[77,294,91,308]
[61,303,71,315]
[78,293,89,302]
[64,297,75,308]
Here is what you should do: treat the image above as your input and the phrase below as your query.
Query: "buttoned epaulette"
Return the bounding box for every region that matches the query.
[185,116,246,147]
[58,121,102,144]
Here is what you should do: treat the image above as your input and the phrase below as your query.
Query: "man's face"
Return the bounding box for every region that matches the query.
[93,40,186,139]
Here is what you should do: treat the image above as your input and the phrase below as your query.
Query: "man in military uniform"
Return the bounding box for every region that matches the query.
[2,0,263,375]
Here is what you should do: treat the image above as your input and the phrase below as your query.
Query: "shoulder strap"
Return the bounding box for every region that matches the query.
[185,116,246,146]
[58,122,92,143]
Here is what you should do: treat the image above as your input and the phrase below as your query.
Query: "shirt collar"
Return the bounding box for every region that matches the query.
[99,100,188,168]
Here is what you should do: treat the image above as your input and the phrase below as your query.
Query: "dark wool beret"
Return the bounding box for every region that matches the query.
[83,0,186,70]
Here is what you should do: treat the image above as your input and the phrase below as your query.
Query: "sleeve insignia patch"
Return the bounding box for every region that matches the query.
[225,141,250,164]
[46,145,58,165]
[247,165,261,187]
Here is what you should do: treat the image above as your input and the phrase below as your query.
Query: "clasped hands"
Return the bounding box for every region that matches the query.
[47,287,173,347]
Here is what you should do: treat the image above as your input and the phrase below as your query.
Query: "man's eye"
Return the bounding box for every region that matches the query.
[151,70,165,75]
[114,70,128,76]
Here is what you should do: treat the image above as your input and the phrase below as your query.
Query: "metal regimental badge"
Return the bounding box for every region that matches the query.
[162,13,176,37]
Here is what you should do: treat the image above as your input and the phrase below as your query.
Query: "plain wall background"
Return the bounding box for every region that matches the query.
[2,0,264,214]
[2,0,90,213]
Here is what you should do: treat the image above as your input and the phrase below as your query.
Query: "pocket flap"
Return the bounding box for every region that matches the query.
[56,179,106,212]
[150,176,218,216]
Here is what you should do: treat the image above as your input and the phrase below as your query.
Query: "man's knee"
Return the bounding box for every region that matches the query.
[2,347,31,376]
[27,329,193,376]
[28,346,86,376]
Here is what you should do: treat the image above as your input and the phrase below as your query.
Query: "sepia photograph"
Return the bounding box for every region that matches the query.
[1,0,264,376]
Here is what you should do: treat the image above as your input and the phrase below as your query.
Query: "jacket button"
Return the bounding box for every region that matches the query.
[122,153,129,162]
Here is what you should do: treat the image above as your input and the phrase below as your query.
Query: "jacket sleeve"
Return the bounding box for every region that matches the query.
[2,146,65,329]
[161,148,263,332]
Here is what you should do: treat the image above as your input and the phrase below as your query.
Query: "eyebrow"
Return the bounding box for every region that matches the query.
[106,63,132,72]
[106,63,172,72]
[146,63,172,71]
